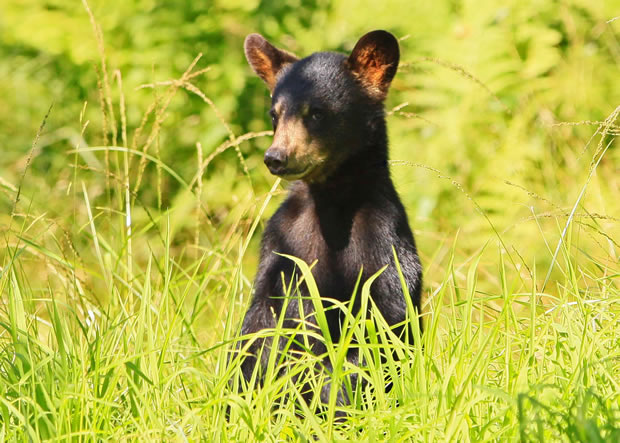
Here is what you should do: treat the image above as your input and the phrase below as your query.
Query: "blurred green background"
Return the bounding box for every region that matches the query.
[0,0,618,305]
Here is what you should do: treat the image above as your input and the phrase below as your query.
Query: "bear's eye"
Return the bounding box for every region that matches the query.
[309,108,325,122]
[269,109,278,129]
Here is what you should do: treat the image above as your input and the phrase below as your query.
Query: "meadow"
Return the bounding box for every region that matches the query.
[0,0,618,440]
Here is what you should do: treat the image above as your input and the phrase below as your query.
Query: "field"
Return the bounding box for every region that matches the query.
[0,0,619,441]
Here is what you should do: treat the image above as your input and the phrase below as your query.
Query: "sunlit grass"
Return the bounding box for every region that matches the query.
[2,103,618,439]
[1,190,618,440]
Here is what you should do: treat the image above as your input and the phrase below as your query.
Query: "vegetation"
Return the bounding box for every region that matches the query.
[0,0,618,440]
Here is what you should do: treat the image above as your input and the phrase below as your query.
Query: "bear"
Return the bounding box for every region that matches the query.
[237,30,423,407]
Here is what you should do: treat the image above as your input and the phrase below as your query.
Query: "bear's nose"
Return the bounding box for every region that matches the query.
[264,148,288,174]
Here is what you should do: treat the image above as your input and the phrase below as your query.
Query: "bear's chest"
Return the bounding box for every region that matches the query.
[279,203,385,295]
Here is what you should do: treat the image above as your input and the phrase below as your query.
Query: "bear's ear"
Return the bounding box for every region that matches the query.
[347,30,399,100]
[244,34,299,92]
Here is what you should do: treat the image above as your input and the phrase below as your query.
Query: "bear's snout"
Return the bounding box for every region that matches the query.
[264,147,288,175]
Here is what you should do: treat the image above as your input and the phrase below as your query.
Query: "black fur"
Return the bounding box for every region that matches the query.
[238,31,422,405]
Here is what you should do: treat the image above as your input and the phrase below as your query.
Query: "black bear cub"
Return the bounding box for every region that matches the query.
[239,30,422,404]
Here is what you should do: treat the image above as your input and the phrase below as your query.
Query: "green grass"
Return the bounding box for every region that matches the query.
[1,109,618,439]
[1,2,619,441]
[1,188,618,440]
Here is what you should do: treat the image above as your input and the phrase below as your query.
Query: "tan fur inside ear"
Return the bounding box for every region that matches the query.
[244,34,299,92]
[246,48,278,89]
[347,31,399,100]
